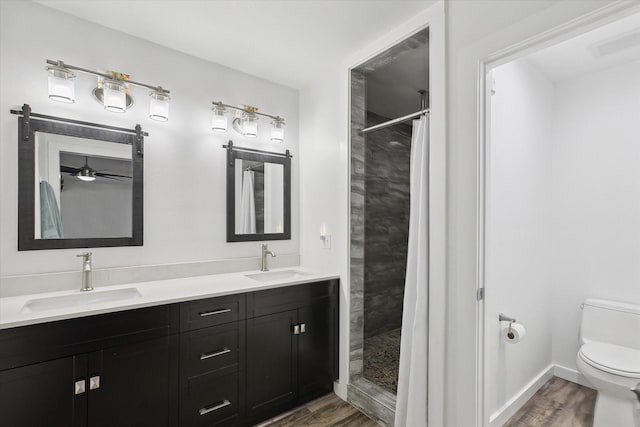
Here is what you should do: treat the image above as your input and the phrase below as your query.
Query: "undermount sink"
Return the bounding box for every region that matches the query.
[21,288,142,314]
[245,270,310,282]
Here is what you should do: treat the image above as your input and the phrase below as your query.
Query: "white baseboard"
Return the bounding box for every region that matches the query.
[489,364,555,427]
[334,380,348,400]
[553,364,591,388]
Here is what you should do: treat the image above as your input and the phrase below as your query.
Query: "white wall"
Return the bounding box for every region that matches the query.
[486,59,554,420]
[551,60,640,371]
[0,2,299,281]
[444,1,635,425]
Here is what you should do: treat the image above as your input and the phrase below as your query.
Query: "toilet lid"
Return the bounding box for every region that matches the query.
[580,342,640,377]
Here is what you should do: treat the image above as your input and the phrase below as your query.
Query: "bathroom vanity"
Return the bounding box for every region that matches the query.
[0,273,339,426]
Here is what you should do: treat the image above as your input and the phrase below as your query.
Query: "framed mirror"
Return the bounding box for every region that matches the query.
[16,105,144,250]
[226,141,291,242]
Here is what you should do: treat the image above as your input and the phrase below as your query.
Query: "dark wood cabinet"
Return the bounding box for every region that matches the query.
[245,281,339,424]
[0,279,338,427]
[0,305,179,427]
[88,336,174,427]
[298,298,337,398]
[0,355,86,426]
[246,310,299,421]
[179,295,247,426]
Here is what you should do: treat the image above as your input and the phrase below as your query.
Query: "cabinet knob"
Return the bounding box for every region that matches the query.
[300,323,306,333]
[293,325,300,335]
[74,379,86,395]
[89,375,100,390]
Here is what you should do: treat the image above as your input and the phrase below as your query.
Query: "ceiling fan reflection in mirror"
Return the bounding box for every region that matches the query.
[60,156,132,183]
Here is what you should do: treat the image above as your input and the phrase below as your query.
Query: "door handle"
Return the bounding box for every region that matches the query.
[74,379,86,395]
[300,323,306,333]
[293,324,300,335]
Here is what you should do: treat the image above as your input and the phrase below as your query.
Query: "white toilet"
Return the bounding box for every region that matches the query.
[576,299,640,427]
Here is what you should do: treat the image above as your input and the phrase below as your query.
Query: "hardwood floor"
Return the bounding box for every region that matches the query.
[256,393,379,426]
[504,377,597,427]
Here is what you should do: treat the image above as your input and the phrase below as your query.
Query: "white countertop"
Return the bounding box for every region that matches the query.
[0,267,339,330]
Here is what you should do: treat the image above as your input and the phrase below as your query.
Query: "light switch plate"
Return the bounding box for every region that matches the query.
[321,234,331,249]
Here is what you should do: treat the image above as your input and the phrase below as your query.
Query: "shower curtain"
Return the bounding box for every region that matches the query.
[395,116,429,426]
[240,170,256,234]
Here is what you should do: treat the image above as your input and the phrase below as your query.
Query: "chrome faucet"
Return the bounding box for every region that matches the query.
[77,252,93,292]
[261,244,276,272]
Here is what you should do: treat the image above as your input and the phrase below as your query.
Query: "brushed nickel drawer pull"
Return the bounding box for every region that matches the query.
[199,308,232,317]
[200,347,231,360]
[199,399,231,416]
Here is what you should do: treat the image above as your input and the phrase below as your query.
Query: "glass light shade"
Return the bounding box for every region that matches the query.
[242,114,258,138]
[270,119,285,142]
[211,106,228,132]
[102,80,126,113]
[47,67,75,103]
[76,167,96,181]
[149,91,170,122]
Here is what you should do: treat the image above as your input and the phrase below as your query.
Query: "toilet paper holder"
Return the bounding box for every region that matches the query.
[499,313,517,335]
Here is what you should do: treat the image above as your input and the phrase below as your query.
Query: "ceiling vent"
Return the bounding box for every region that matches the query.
[589,30,640,58]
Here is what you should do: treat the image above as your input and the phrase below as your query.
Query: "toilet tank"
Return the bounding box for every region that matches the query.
[580,299,640,350]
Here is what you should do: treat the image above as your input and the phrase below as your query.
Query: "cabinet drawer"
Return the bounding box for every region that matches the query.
[181,321,244,379]
[248,280,337,318]
[182,372,241,427]
[180,294,245,332]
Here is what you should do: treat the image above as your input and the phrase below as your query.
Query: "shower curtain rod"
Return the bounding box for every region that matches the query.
[358,108,430,135]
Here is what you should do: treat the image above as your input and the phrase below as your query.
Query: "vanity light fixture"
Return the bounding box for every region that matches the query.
[149,90,170,122]
[211,102,228,132]
[102,79,127,113]
[270,117,285,143]
[45,59,171,122]
[46,64,76,103]
[211,101,285,142]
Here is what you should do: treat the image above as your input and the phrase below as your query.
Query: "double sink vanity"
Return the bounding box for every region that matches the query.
[0,268,339,426]
[4,105,323,426]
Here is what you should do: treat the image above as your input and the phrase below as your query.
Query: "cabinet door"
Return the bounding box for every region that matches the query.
[298,298,336,398]
[246,310,298,422]
[88,336,174,427]
[0,355,87,427]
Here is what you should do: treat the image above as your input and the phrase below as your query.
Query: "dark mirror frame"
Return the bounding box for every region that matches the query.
[16,105,144,250]
[226,141,291,242]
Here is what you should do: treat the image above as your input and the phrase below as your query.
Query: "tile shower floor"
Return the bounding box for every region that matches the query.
[363,328,401,393]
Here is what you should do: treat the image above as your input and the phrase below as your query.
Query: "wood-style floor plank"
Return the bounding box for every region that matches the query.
[257,393,379,426]
[504,377,596,427]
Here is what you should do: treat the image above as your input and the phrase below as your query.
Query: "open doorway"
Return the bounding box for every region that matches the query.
[480,7,640,427]
[348,27,429,425]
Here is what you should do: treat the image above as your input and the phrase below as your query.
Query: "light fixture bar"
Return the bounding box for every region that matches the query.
[46,59,170,95]
[211,101,282,121]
